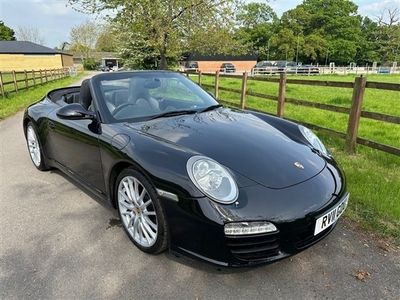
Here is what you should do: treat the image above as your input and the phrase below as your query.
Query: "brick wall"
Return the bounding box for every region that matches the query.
[197,60,257,73]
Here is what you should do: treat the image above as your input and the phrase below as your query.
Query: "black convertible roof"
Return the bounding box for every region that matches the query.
[0,41,72,55]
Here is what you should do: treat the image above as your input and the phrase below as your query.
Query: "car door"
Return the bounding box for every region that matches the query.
[45,109,105,194]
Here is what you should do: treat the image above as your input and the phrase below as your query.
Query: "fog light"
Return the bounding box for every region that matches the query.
[224,222,277,236]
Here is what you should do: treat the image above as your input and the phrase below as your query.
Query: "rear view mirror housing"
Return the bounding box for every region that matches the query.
[56,103,96,120]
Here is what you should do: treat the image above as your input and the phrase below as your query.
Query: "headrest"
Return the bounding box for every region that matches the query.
[79,79,92,110]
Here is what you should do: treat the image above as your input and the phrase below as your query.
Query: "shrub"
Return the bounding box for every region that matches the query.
[83,58,97,70]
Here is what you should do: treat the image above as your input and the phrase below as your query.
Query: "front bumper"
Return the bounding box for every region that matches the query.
[161,161,347,267]
[175,218,338,267]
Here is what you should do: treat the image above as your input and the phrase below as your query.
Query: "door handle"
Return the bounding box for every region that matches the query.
[48,121,55,129]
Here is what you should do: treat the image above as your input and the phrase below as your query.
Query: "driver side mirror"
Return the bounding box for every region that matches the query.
[56,103,96,120]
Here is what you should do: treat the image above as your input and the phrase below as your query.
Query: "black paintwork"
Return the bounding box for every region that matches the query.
[23,71,347,267]
[56,103,96,120]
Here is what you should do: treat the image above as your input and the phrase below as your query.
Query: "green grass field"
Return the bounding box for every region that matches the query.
[0,73,86,120]
[194,73,400,244]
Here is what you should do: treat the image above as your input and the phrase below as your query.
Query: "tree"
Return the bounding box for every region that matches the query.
[235,2,277,60]
[355,17,380,64]
[0,21,16,41]
[69,20,100,60]
[188,25,245,56]
[236,2,276,29]
[375,8,400,63]
[95,25,118,52]
[69,0,240,69]
[16,27,46,45]
[269,28,297,60]
[275,0,362,64]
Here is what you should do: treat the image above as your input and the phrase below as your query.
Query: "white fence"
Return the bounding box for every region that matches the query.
[251,66,400,76]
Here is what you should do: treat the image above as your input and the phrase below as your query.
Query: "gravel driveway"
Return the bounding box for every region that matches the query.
[0,74,399,299]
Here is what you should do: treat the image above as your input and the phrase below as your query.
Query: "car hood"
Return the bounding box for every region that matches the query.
[127,108,326,189]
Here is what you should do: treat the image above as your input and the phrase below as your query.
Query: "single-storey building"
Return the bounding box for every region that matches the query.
[0,41,73,71]
[182,53,258,73]
[101,54,120,69]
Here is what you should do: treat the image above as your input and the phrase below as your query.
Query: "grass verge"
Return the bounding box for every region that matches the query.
[0,73,86,120]
[321,133,400,245]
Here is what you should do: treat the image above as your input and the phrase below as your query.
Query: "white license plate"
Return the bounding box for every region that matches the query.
[314,194,349,236]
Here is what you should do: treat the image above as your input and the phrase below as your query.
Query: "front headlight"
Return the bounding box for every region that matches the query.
[187,156,238,204]
[299,125,328,155]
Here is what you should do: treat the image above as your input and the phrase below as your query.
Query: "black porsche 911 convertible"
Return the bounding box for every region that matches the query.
[23,71,348,267]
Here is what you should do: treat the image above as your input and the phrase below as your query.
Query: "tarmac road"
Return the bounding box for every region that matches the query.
[0,74,399,299]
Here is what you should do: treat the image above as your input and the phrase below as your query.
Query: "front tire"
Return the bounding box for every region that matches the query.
[116,168,168,254]
[25,122,48,171]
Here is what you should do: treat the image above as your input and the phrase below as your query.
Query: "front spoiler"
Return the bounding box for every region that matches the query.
[170,221,338,268]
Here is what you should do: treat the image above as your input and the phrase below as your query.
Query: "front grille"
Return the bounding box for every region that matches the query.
[293,223,335,249]
[226,232,280,261]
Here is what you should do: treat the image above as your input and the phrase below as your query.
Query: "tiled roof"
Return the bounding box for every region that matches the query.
[0,41,71,55]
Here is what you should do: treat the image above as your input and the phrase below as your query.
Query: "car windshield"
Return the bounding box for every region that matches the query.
[95,72,219,122]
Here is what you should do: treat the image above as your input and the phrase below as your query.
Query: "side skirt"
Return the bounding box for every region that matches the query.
[51,160,111,206]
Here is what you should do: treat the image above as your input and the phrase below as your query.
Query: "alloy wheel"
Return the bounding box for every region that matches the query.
[117,176,158,247]
[27,125,41,167]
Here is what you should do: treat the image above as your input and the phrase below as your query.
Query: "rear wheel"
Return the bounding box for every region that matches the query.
[116,168,168,254]
[26,122,48,171]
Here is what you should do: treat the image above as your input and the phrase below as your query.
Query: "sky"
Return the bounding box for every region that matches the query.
[1,0,399,48]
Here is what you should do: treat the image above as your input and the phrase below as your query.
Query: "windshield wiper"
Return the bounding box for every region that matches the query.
[149,109,197,120]
[149,105,222,120]
[198,104,223,113]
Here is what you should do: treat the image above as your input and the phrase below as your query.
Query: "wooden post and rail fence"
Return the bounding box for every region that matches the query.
[185,70,400,156]
[0,68,70,98]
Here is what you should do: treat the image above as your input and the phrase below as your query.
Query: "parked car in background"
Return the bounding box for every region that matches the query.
[296,65,320,74]
[253,61,275,74]
[377,67,391,74]
[220,62,236,73]
[184,61,199,72]
[97,65,110,72]
[276,61,297,73]
[253,61,320,75]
